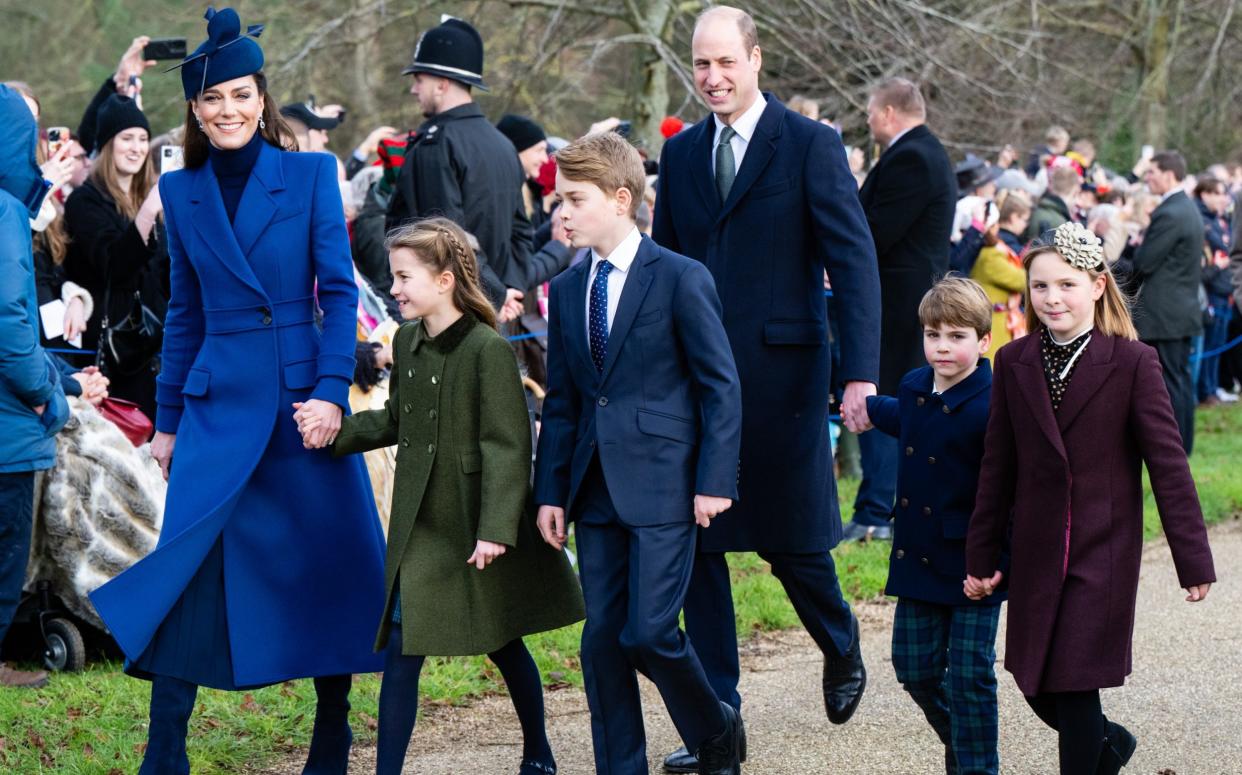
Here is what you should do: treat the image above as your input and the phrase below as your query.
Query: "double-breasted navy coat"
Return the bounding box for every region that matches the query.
[965,333,1215,695]
[653,95,881,552]
[867,362,1005,607]
[90,142,386,687]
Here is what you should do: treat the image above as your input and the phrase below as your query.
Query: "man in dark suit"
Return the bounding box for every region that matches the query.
[652,7,881,769]
[1133,150,1204,453]
[535,132,744,775]
[842,78,956,544]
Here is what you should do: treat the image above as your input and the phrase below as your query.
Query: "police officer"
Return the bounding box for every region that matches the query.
[387,17,524,314]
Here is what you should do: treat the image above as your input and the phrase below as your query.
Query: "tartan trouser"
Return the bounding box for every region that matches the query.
[892,597,1002,775]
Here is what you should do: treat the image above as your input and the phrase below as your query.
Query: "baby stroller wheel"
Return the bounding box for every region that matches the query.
[42,618,86,673]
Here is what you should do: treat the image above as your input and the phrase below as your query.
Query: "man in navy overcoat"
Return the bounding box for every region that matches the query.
[652,7,881,768]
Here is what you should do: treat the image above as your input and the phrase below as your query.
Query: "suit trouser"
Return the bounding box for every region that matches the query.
[851,430,898,526]
[1147,336,1195,454]
[684,545,857,710]
[574,462,725,774]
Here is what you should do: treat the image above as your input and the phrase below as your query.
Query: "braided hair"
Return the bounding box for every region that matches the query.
[384,217,498,329]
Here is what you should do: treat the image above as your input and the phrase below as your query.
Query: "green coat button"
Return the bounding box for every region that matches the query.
[427,443,436,454]
[407,368,415,378]
[431,375,439,385]
[429,409,437,420]
[400,438,409,448]
[403,403,412,414]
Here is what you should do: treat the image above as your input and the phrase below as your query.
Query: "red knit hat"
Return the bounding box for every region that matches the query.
[660,116,685,139]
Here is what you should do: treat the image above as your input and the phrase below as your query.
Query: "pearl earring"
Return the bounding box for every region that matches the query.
[258,116,266,130]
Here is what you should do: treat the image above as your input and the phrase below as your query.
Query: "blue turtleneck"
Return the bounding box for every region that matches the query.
[208,129,264,223]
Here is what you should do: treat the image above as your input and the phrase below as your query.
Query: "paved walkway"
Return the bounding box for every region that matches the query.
[269,520,1239,773]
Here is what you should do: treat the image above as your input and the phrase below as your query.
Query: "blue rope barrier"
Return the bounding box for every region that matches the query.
[46,348,97,357]
[506,332,544,342]
[1192,332,1242,363]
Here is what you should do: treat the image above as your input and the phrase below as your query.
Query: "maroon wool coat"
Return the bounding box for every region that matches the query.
[966,331,1216,696]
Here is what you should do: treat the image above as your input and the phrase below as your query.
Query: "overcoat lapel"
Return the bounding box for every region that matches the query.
[1054,334,1116,433]
[189,156,266,297]
[599,238,657,383]
[232,141,286,259]
[717,96,783,223]
[690,117,718,213]
[1011,334,1068,460]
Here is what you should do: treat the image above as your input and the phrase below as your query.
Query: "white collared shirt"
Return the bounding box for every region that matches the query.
[585,227,643,342]
[1160,187,1182,204]
[711,95,767,177]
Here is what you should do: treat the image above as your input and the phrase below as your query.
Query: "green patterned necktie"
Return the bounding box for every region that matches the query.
[715,125,737,202]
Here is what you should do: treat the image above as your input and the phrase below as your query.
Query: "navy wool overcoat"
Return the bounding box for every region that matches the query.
[90,142,386,686]
[653,95,881,552]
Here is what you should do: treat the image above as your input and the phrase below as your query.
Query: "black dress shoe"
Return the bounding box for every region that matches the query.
[822,616,866,724]
[664,712,746,772]
[1097,721,1136,774]
[519,759,556,774]
[695,702,742,775]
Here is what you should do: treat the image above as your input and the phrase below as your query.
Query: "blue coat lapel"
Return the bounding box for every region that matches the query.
[599,237,657,383]
[232,141,286,259]
[690,117,719,213]
[188,156,266,298]
[561,259,598,384]
[717,94,784,223]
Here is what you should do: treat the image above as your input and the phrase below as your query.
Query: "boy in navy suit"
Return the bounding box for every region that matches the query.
[863,277,1005,775]
[534,132,744,775]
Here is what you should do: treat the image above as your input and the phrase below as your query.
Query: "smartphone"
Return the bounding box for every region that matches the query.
[47,126,71,156]
[1140,144,1154,160]
[144,38,187,61]
[161,145,185,176]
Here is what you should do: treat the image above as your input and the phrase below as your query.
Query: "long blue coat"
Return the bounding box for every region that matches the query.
[652,95,881,552]
[90,142,386,687]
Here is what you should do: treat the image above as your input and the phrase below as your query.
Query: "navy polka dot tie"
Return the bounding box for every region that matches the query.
[589,260,614,372]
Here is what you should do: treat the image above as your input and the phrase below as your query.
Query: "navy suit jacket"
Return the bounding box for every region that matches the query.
[866,361,1005,606]
[653,94,880,552]
[533,235,741,526]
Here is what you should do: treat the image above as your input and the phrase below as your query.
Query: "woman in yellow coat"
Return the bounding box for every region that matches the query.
[971,190,1033,349]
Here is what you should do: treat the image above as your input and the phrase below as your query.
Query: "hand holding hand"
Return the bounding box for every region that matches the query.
[151,431,176,481]
[536,506,567,549]
[1185,583,1211,602]
[693,494,732,528]
[964,571,1004,600]
[70,369,110,406]
[841,381,877,433]
[292,400,343,449]
[467,539,507,570]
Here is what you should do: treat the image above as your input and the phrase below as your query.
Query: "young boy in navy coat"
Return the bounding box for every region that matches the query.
[534,132,745,774]
[863,277,1006,775]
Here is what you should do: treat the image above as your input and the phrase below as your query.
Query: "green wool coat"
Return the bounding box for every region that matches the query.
[334,314,584,656]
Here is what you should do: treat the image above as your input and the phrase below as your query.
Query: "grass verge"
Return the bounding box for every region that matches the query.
[3,407,1238,772]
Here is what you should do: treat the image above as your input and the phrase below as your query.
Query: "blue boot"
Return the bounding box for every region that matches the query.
[139,676,198,775]
[303,675,354,775]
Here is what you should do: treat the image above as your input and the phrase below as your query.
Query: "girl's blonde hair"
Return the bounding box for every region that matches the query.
[1021,244,1137,340]
[384,217,497,329]
[90,135,156,221]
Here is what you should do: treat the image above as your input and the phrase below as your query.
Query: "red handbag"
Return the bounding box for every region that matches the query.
[97,397,154,447]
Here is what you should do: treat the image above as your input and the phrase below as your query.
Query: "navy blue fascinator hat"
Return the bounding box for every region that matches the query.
[171,7,265,101]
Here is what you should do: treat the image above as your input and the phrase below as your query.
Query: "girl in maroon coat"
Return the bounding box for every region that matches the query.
[964,222,1216,775]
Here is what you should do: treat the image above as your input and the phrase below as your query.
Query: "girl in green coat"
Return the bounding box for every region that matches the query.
[299,218,584,775]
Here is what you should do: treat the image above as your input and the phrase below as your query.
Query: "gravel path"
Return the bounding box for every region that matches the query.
[268,519,1239,774]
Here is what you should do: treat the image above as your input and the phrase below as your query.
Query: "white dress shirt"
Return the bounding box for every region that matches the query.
[711,95,768,177]
[585,226,643,343]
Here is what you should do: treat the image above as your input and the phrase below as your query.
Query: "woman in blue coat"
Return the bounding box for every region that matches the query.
[88,9,386,774]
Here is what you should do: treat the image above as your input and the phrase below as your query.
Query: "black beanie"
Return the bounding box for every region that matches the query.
[496,114,546,153]
[95,95,151,151]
